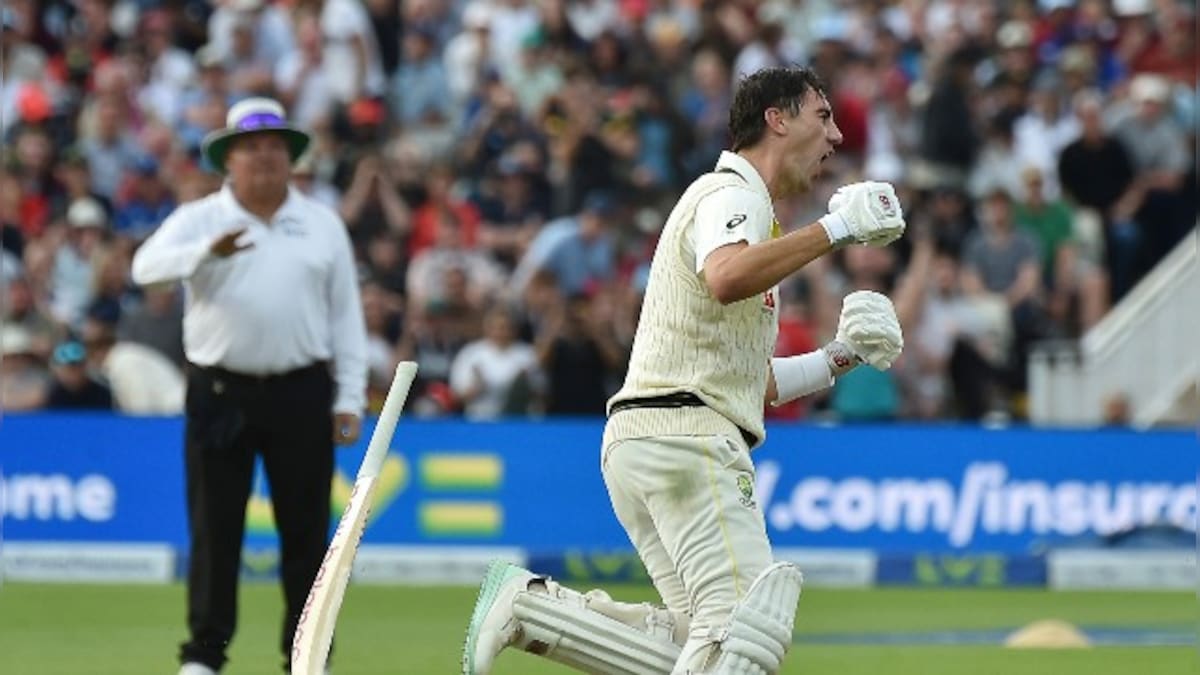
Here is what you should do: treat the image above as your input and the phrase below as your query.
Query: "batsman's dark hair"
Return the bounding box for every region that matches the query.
[728,67,828,151]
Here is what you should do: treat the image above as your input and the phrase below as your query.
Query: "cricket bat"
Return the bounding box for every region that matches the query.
[291,361,419,675]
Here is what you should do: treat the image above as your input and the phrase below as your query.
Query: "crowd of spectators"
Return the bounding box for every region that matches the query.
[1,0,1195,422]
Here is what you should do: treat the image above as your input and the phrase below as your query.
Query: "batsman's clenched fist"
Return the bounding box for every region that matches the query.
[835,290,903,370]
[819,181,906,248]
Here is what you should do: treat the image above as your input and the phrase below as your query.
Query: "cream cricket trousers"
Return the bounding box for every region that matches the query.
[601,433,774,645]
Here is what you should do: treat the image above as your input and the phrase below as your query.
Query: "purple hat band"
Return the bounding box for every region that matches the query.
[235,111,287,131]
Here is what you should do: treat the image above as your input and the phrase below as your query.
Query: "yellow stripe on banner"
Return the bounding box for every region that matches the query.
[704,442,742,598]
[419,502,502,536]
[421,454,503,489]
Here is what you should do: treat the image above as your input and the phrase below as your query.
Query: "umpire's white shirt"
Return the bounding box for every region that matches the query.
[131,185,368,415]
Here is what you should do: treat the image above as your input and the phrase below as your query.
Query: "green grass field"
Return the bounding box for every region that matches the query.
[0,583,1194,674]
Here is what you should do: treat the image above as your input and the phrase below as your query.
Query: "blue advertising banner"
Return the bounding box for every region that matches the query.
[0,415,1194,555]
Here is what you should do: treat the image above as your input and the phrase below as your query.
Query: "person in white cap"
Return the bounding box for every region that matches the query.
[131,97,366,675]
[50,197,109,329]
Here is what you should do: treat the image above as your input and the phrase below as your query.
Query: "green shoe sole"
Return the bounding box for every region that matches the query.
[461,560,525,675]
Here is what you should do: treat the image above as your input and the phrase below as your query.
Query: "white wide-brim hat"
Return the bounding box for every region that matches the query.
[201,97,310,174]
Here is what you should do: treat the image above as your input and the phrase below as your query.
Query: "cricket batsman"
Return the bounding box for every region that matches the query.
[463,66,906,674]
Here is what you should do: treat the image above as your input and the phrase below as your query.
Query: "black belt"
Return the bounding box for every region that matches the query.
[190,361,329,387]
[609,393,757,447]
[609,392,707,414]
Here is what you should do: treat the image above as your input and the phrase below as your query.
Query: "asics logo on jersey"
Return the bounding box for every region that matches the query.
[726,214,747,230]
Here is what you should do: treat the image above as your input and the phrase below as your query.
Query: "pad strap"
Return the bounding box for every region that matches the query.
[705,562,803,675]
[512,584,683,675]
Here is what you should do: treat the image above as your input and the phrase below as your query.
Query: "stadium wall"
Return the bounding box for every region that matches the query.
[0,415,1194,589]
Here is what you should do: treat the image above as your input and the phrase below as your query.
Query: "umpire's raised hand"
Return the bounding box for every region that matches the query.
[209,228,254,258]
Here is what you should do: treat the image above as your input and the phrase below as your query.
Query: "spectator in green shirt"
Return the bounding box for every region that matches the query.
[1014,166,1108,334]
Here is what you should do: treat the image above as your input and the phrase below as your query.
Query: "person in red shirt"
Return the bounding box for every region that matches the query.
[408,162,481,257]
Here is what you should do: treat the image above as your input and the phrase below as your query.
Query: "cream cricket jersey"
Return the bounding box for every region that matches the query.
[607,151,780,449]
[131,185,368,415]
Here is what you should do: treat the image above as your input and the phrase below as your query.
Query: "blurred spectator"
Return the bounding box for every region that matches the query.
[9,125,61,238]
[894,232,1013,420]
[275,8,335,131]
[87,243,139,326]
[208,0,296,69]
[44,340,114,410]
[80,95,144,202]
[338,152,411,246]
[733,22,802,85]
[117,283,185,367]
[409,162,482,257]
[317,0,386,104]
[138,10,196,128]
[535,292,624,416]
[395,302,474,415]
[626,78,694,197]
[830,364,901,421]
[223,11,277,98]
[473,152,551,266]
[81,313,185,415]
[509,190,618,298]
[360,279,402,405]
[49,197,109,329]
[0,0,1191,424]
[1108,73,1193,285]
[968,107,1029,202]
[113,156,176,240]
[488,0,540,80]
[1057,88,1139,299]
[511,29,567,119]
[290,149,341,209]
[449,306,542,419]
[962,188,1047,394]
[1014,166,1108,333]
[363,0,402,79]
[445,2,493,107]
[361,229,408,298]
[393,26,453,126]
[0,6,50,138]
[565,0,619,43]
[678,48,732,177]
[407,208,503,314]
[917,48,979,189]
[1013,76,1080,199]
[0,325,50,410]
[53,147,110,219]
[178,45,234,155]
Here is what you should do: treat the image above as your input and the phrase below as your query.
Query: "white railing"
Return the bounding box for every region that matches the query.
[1029,228,1199,427]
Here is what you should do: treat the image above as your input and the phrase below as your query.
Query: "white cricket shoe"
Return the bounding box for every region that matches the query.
[462,560,536,675]
[178,664,218,675]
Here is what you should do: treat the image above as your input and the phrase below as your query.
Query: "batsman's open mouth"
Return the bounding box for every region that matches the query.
[814,150,835,178]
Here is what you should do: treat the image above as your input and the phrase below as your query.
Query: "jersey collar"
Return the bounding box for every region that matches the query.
[714,151,771,202]
[219,183,305,226]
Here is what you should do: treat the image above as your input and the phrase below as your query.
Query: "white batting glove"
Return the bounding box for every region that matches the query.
[819,181,906,248]
[833,290,903,370]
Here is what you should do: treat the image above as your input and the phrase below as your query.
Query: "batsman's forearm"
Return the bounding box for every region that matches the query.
[707,224,833,304]
[767,349,836,405]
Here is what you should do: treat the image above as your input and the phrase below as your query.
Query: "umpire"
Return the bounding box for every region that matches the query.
[132,97,367,675]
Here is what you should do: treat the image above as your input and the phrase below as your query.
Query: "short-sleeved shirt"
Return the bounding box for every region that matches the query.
[962,227,1041,293]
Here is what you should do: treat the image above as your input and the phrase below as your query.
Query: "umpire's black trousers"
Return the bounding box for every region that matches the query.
[180,361,334,672]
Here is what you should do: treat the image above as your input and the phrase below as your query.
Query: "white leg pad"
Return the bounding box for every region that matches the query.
[511,582,684,674]
[704,562,803,675]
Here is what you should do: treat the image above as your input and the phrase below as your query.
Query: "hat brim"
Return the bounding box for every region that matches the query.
[201,126,311,175]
